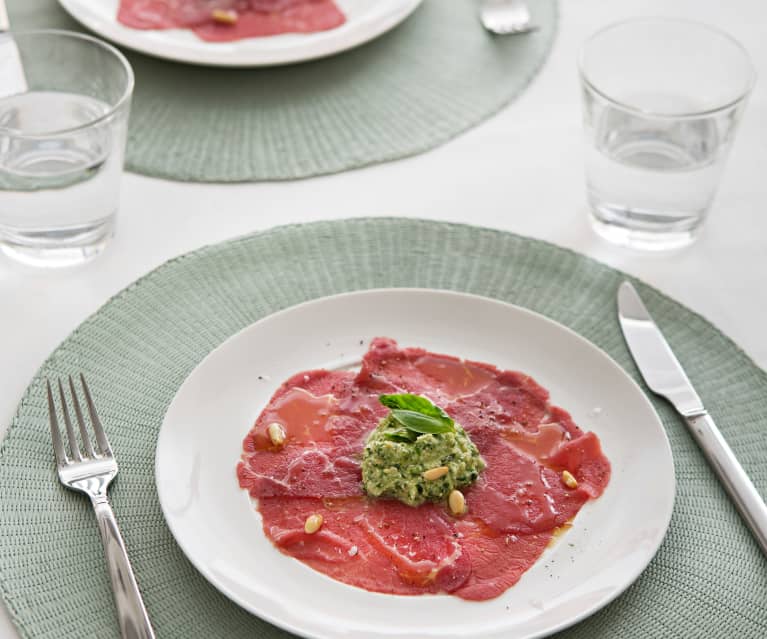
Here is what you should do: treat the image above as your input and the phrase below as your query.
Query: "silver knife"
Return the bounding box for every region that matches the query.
[618,280,767,555]
[0,0,29,98]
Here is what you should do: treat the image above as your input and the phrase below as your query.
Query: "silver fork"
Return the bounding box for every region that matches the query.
[479,0,538,35]
[47,375,155,639]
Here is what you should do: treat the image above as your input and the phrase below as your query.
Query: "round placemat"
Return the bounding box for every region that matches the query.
[0,218,765,639]
[8,0,557,183]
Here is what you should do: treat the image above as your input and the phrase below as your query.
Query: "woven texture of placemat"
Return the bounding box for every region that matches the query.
[1,218,766,638]
[8,0,557,183]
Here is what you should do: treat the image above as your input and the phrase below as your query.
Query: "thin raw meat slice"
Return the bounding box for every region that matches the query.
[360,337,552,429]
[444,379,550,432]
[549,432,611,498]
[194,1,345,41]
[118,0,236,29]
[453,518,552,601]
[238,368,386,498]
[463,428,590,534]
[356,337,497,406]
[118,0,346,41]
[259,497,364,563]
[237,441,362,498]
[258,496,471,595]
[355,499,471,593]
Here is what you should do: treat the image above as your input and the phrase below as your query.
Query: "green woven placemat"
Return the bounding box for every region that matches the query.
[1,218,766,638]
[8,0,557,183]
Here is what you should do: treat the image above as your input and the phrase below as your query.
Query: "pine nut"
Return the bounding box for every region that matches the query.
[304,514,323,534]
[561,470,578,489]
[448,489,466,516]
[211,9,238,24]
[267,422,286,447]
[422,466,449,480]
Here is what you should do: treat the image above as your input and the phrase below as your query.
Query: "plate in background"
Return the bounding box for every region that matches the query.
[58,0,423,66]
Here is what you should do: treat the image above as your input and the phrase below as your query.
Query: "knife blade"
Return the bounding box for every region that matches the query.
[618,281,767,556]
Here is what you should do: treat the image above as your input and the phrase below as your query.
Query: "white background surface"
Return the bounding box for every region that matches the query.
[1,0,765,636]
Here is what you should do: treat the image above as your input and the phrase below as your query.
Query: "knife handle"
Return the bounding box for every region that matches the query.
[686,413,767,555]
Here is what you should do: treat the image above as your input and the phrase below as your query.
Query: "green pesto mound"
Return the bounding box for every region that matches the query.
[361,415,486,506]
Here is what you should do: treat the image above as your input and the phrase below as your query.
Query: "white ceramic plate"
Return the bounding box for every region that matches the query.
[58,0,423,67]
[156,289,675,639]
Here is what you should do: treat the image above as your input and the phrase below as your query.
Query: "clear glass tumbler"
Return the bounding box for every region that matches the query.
[579,19,755,250]
[0,30,133,266]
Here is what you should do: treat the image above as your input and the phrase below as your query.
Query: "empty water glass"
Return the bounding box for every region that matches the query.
[579,19,754,250]
[0,30,133,266]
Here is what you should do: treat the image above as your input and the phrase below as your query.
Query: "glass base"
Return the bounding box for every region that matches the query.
[589,200,704,251]
[0,216,115,267]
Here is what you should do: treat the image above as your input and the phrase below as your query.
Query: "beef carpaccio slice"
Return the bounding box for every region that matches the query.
[237,337,611,601]
[118,0,346,42]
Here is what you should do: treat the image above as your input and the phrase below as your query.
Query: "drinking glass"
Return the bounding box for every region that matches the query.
[0,30,133,266]
[579,19,755,250]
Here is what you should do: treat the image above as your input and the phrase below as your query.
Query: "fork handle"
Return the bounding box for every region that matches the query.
[92,498,156,639]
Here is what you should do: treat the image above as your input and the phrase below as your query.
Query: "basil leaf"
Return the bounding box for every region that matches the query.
[379,393,455,439]
[383,428,419,443]
[379,393,454,425]
[390,409,454,435]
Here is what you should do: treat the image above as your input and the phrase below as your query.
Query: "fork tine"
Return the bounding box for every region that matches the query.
[57,379,82,461]
[69,376,96,458]
[80,374,112,457]
[46,380,67,466]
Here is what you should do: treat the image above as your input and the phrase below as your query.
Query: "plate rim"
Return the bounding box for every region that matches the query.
[57,0,424,67]
[155,287,676,639]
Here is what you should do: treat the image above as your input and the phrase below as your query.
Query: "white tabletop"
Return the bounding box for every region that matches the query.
[1,0,765,636]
